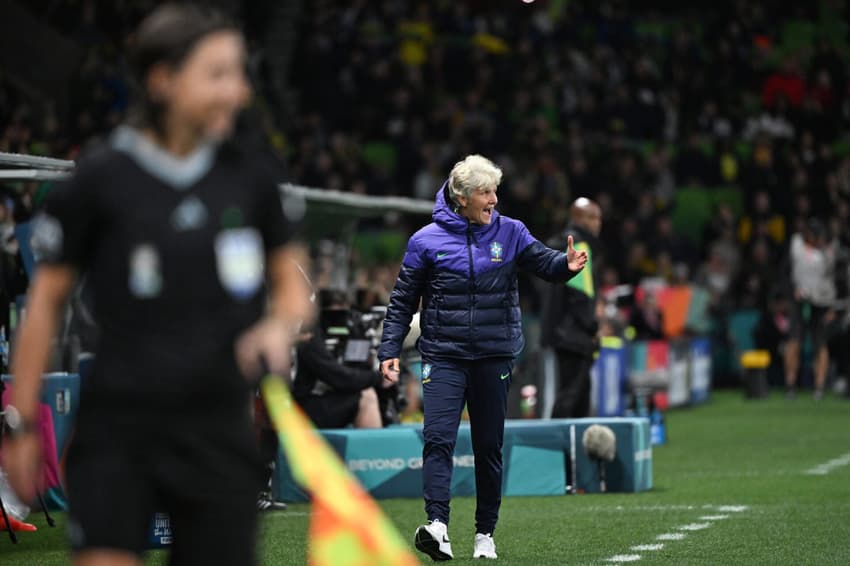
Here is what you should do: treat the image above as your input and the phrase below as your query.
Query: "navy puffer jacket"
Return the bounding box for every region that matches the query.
[378,183,579,361]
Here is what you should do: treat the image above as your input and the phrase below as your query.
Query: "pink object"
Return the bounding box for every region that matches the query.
[1,386,63,492]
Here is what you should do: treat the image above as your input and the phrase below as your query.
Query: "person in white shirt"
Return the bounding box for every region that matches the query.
[784,219,837,400]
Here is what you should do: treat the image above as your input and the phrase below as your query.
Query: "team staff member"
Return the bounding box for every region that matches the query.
[379,155,587,561]
[2,5,312,565]
[541,198,602,418]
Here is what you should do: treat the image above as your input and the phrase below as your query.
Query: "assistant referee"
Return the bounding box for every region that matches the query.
[3,5,312,565]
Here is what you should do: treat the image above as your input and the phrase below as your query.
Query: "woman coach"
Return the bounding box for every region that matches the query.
[379,154,587,560]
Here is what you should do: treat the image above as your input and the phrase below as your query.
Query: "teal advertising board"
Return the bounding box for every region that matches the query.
[275,418,651,502]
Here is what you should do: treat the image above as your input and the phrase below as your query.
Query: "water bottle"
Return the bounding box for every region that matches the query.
[520,384,538,418]
[650,408,667,446]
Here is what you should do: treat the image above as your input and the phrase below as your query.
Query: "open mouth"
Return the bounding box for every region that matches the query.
[482,207,493,220]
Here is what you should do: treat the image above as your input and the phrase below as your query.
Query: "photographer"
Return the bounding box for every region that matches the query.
[293,294,388,429]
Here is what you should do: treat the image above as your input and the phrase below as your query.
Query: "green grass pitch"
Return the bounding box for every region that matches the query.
[3,391,850,565]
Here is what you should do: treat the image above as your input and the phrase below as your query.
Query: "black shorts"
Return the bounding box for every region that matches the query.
[789,301,829,350]
[297,393,360,429]
[65,406,263,564]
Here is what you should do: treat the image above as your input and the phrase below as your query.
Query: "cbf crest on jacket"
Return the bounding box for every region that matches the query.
[379,182,579,361]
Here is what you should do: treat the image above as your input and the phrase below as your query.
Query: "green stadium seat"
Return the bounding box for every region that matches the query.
[353,230,407,264]
[832,137,850,158]
[361,142,397,174]
[712,186,744,216]
[735,141,752,160]
[782,20,816,52]
[672,186,713,245]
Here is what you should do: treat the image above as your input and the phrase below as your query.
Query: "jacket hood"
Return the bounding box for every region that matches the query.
[433,180,500,235]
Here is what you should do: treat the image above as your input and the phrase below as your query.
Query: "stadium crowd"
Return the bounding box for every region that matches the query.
[2,0,850,397]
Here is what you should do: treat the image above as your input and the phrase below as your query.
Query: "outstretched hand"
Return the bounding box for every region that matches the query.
[566,235,588,272]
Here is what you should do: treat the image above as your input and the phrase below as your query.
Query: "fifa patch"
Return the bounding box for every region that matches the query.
[490,241,503,262]
[129,243,163,299]
[30,213,63,262]
[421,363,432,383]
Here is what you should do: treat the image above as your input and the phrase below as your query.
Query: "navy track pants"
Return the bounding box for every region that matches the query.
[420,356,512,535]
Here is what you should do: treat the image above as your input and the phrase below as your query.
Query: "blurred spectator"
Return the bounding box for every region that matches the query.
[753,291,792,382]
[629,292,665,340]
[696,246,734,305]
[674,132,715,186]
[645,146,676,207]
[762,57,806,109]
[784,220,838,400]
[2,0,850,395]
[738,190,785,249]
[0,191,29,333]
[654,214,694,266]
[622,241,656,286]
[733,239,775,310]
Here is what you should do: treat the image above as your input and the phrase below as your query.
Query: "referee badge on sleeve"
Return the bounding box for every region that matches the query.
[215,228,264,300]
[30,213,64,262]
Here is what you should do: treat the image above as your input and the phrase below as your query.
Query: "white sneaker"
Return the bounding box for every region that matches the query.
[473,533,497,559]
[414,520,454,561]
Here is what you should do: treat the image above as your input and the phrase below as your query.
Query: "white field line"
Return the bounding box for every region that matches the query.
[656,533,687,541]
[716,505,749,513]
[577,504,749,513]
[804,451,850,476]
[583,504,700,512]
[602,505,750,564]
[677,523,711,531]
[630,544,664,551]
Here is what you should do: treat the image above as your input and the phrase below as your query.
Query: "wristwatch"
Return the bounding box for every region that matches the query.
[3,405,37,438]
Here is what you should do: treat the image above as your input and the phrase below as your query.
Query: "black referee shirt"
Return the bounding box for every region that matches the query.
[32,126,296,411]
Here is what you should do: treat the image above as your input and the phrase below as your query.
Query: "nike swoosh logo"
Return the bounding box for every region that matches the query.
[500,373,510,380]
[442,535,450,543]
[436,252,448,259]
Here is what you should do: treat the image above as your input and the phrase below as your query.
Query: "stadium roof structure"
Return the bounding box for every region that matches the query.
[0,151,434,217]
[280,183,432,217]
[0,151,75,181]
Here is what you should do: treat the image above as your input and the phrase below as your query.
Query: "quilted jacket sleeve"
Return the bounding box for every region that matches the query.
[515,222,579,283]
[378,236,429,360]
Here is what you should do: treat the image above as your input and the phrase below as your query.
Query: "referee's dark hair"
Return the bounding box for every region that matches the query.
[128,3,239,134]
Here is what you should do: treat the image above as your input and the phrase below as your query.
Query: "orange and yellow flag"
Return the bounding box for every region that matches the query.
[261,377,419,566]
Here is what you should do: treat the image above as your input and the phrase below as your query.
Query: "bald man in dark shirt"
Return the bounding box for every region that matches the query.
[541,198,602,417]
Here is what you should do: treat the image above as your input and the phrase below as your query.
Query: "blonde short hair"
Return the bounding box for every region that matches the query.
[448,154,503,206]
